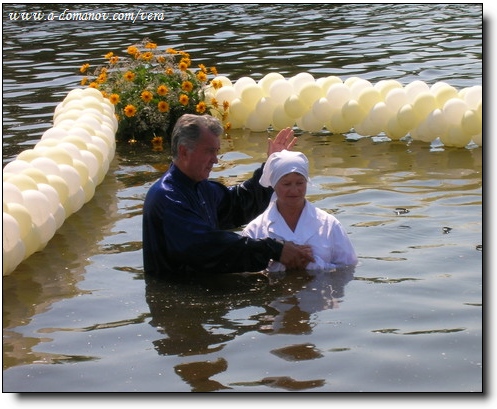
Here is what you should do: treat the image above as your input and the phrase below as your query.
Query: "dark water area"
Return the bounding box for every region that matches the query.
[3,3,482,394]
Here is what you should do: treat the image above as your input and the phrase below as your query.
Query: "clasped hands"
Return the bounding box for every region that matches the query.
[280,241,315,270]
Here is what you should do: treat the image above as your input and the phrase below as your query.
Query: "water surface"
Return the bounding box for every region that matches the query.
[2,3,482,392]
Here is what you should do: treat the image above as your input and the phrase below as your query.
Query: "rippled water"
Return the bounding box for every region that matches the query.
[3,3,482,393]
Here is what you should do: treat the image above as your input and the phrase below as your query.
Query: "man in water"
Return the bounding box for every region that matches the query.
[142,114,313,281]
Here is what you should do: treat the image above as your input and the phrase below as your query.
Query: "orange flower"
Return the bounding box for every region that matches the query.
[181,81,193,92]
[180,57,191,68]
[141,51,154,61]
[157,84,169,96]
[109,56,119,65]
[104,52,114,59]
[178,61,188,71]
[89,82,98,88]
[196,71,207,82]
[141,90,153,103]
[210,66,218,76]
[124,71,135,81]
[145,42,157,49]
[166,48,178,54]
[165,68,174,76]
[124,104,137,117]
[80,77,88,86]
[109,94,120,105]
[198,64,207,73]
[196,101,207,114]
[80,63,90,73]
[127,46,139,56]
[158,101,170,113]
[210,98,219,108]
[210,79,222,90]
[179,94,189,106]
[223,101,230,111]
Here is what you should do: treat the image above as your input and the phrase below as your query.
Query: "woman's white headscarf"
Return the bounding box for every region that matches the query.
[259,150,310,188]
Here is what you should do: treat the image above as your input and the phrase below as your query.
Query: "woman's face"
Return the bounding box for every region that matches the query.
[274,172,307,207]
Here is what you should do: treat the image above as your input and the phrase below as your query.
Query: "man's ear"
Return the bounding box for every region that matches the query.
[178,144,188,160]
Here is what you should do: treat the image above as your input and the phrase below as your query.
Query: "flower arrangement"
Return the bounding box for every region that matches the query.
[79,38,230,146]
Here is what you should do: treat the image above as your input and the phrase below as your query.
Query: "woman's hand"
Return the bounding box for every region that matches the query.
[267,127,297,157]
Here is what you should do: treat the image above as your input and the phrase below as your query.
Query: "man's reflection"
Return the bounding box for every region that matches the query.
[144,266,354,391]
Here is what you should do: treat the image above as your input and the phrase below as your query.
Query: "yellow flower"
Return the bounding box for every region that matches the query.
[181,81,193,92]
[157,85,169,96]
[178,61,188,71]
[141,51,154,62]
[210,66,218,76]
[109,94,120,105]
[78,38,229,143]
[141,90,153,103]
[158,101,170,113]
[210,79,222,90]
[124,104,137,117]
[151,135,163,151]
[127,46,139,56]
[180,57,191,68]
[196,101,207,114]
[179,94,189,106]
[124,71,135,81]
[196,71,207,82]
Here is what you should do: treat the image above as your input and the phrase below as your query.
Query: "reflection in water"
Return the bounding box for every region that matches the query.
[2,2,481,392]
[145,267,353,391]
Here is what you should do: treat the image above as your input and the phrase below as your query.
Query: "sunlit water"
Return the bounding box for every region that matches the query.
[2,3,482,392]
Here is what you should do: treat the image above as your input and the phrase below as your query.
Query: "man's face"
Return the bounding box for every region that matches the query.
[180,130,220,182]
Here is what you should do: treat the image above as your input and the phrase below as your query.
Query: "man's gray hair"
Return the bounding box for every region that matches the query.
[170,114,224,159]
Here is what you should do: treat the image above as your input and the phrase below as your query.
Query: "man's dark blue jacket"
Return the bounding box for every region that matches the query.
[142,163,284,279]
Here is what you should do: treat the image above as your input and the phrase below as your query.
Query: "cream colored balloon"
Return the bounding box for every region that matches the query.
[440,125,472,148]
[3,159,32,174]
[385,88,409,112]
[342,99,367,125]
[269,79,294,105]
[298,82,323,108]
[272,105,295,130]
[405,80,429,103]
[234,77,257,97]
[357,87,382,112]
[374,79,403,99]
[258,73,285,96]
[312,97,334,123]
[3,182,24,205]
[289,72,315,94]
[326,83,352,108]
[297,110,324,133]
[240,84,264,109]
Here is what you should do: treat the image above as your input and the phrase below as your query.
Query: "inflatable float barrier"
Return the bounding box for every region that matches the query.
[3,87,117,275]
[207,74,482,148]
